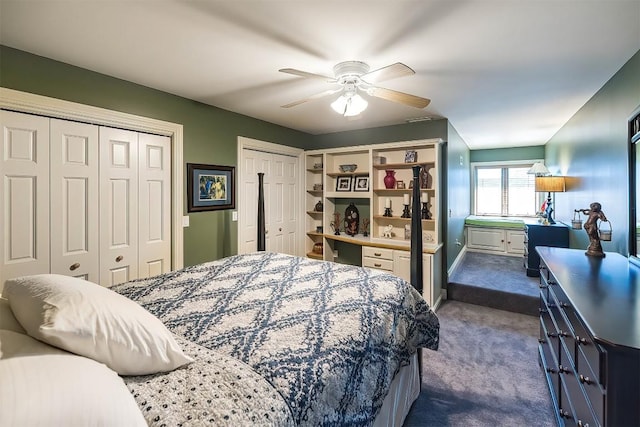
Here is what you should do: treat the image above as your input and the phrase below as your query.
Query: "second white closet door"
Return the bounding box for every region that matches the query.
[99,127,139,286]
[138,133,171,279]
[50,119,99,282]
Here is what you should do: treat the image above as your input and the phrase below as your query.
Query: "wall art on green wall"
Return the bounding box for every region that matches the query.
[187,163,235,212]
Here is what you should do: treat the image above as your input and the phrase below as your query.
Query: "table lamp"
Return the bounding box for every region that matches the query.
[535,176,566,224]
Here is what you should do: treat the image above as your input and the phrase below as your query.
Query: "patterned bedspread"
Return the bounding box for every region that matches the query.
[113,252,439,426]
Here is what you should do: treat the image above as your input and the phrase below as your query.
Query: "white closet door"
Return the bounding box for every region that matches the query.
[269,154,298,255]
[50,119,99,281]
[138,133,171,278]
[99,127,139,286]
[239,150,263,254]
[0,111,50,285]
[239,149,298,255]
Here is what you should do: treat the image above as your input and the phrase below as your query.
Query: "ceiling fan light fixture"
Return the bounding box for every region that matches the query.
[331,93,368,117]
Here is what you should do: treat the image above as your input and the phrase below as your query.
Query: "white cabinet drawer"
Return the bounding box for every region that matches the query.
[362,257,394,271]
[362,246,394,260]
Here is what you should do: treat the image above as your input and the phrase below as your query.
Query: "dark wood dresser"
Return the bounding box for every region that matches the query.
[537,247,640,427]
[524,222,569,276]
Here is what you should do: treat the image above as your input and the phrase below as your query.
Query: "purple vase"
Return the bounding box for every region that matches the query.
[384,170,396,189]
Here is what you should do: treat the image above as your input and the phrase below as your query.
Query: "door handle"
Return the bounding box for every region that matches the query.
[69,263,80,271]
[279,227,282,232]
[115,255,123,262]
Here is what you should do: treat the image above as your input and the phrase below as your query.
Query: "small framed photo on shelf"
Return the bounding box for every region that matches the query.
[404,150,417,163]
[353,176,370,192]
[396,180,406,189]
[336,176,353,192]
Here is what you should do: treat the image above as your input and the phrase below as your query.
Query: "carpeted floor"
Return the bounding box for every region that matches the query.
[448,252,541,315]
[403,300,555,427]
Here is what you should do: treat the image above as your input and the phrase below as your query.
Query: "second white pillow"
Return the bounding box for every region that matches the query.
[3,274,193,375]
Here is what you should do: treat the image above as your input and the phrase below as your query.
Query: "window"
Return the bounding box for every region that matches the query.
[472,161,540,216]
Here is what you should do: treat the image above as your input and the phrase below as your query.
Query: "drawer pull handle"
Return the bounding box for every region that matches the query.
[577,420,590,427]
[116,255,124,262]
[374,253,382,257]
[69,263,80,271]
[546,331,557,338]
[374,263,382,267]
[576,336,589,346]
[579,375,593,385]
[558,365,571,374]
[558,330,570,338]
[539,308,548,314]
[560,302,570,309]
[538,338,546,344]
[539,284,548,289]
[548,280,556,286]
[545,367,557,374]
[559,408,572,419]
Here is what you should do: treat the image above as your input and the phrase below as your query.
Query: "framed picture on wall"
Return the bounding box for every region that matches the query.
[187,163,235,212]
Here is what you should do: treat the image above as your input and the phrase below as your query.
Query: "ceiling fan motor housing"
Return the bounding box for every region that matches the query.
[333,61,370,85]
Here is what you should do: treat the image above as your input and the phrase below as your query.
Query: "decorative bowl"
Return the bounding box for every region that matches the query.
[339,164,357,173]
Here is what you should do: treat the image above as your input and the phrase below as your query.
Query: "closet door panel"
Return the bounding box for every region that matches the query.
[99,127,138,287]
[138,133,171,278]
[50,119,99,282]
[0,111,50,285]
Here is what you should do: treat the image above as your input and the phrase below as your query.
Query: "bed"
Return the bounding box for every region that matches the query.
[0,166,439,426]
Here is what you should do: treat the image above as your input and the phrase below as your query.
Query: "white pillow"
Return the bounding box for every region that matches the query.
[0,330,146,426]
[3,274,193,375]
[0,297,26,334]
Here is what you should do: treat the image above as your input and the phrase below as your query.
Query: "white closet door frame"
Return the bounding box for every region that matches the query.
[237,137,304,256]
[0,88,184,271]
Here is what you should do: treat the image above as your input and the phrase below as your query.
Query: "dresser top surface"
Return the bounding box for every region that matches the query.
[537,247,640,350]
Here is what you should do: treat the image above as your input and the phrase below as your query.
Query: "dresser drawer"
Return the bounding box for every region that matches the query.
[570,313,604,387]
[562,369,600,427]
[362,257,393,271]
[362,246,394,260]
[576,348,605,426]
[548,288,578,363]
[540,318,560,400]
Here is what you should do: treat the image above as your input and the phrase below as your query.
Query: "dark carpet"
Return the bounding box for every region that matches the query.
[403,300,554,426]
[448,252,541,315]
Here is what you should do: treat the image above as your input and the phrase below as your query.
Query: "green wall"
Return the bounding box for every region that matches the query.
[0,46,311,266]
[545,49,640,256]
[470,145,545,163]
[446,123,470,273]
[310,119,448,149]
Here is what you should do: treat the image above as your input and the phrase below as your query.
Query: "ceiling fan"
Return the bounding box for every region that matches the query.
[279,61,430,116]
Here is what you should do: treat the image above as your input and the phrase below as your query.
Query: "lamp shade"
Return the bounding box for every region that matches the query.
[331,93,368,116]
[527,162,550,176]
[535,176,566,192]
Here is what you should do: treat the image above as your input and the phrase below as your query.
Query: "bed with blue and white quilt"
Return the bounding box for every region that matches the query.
[112,251,440,426]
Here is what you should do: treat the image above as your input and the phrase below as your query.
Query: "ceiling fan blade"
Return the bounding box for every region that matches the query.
[367,86,431,109]
[281,88,342,108]
[361,62,415,83]
[279,68,336,82]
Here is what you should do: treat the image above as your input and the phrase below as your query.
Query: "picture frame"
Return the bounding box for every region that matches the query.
[336,176,352,192]
[404,150,417,163]
[396,180,406,189]
[187,163,235,212]
[353,176,370,192]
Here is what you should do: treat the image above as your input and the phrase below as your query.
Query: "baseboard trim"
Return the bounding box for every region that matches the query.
[447,245,467,279]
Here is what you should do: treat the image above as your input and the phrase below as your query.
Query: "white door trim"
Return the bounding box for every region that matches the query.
[237,136,304,256]
[0,87,184,270]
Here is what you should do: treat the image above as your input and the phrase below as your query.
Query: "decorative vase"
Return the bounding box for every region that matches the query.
[420,165,432,189]
[314,200,323,212]
[344,202,360,236]
[384,170,396,189]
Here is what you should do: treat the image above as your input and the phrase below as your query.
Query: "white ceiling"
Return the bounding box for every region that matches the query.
[1,1,639,149]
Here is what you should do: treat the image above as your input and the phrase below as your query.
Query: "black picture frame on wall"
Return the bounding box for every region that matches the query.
[187,163,235,212]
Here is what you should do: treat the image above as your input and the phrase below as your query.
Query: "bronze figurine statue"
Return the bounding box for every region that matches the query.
[575,202,608,257]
